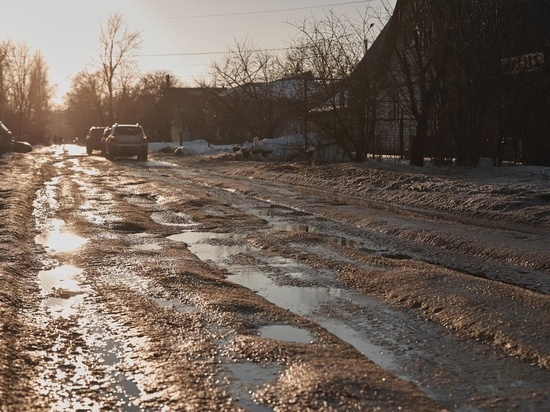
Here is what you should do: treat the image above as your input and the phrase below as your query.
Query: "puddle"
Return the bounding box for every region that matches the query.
[316,319,395,369]
[225,361,280,412]
[230,269,344,314]
[326,235,363,248]
[168,231,235,242]
[169,230,398,371]
[214,330,281,412]
[258,325,314,343]
[167,232,249,261]
[82,315,144,410]
[58,144,86,157]
[131,243,163,251]
[35,219,87,253]
[95,335,141,410]
[273,222,315,233]
[38,265,86,318]
[272,222,364,249]
[251,207,365,250]
[39,264,83,294]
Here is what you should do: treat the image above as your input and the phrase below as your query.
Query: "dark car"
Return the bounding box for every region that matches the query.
[12,140,32,153]
[103,123,148,161]
[0,121,13,155]
[85,126,107,155]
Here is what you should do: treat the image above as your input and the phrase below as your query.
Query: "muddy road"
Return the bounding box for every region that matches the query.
[0,145,549,411]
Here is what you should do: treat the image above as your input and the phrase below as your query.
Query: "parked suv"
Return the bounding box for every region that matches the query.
[85,126,107,155]
[103,123,148,161]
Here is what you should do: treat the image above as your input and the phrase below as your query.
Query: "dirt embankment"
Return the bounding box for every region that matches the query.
[223,160,550,231]
[164,153,549,230]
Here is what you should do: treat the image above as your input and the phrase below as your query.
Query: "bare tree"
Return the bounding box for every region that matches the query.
[5,41,33,136]
[0,40,11,119]
[65,70,108,135]
[98,12,141,124]
[391,0,450,166]
[129,70,183,139]
[288,8,383,162]
[4,41,53,139]
[209,37,292,141]
[27,51,53,138]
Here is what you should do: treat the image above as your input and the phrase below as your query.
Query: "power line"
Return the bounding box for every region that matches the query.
[142,1,370,20]
[137,48,289,58]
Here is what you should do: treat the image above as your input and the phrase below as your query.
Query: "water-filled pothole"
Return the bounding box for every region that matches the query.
[35,219,87,253]
[271,223,365,249]
[168,230,398,371]
[38,264,86,318]
[167,232,249,261]
[225,361,281,412]
[258,325,314,343]
[39,264,83,294]
[84,315,143,411]
[131,243,163,251]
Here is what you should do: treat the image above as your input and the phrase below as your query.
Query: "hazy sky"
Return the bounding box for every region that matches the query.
[0,0,394,105]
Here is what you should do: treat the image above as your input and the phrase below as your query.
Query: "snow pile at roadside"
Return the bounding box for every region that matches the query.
[150,136,550,231]
[150,134,324,161]
[240,161,550,230]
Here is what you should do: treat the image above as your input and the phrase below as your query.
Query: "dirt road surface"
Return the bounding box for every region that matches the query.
[0,145,549,411]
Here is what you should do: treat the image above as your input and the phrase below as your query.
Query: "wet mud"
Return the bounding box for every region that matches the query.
[0,146,548,410]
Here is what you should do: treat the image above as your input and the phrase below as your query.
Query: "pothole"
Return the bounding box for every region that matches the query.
[166,230,396,367]
[38,264,87,318]
[258,325,315,343]
[35,219,88,253]
[224,361,281,412]
[131,243,163,251]
[167,232,249,262]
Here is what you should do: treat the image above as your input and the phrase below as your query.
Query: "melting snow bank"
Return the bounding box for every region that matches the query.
[151,138,550,232]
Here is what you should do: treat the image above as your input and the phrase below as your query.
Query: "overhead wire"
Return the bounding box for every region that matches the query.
[142,1,371,20]
[138,1,372,58]
[138,48,289,58]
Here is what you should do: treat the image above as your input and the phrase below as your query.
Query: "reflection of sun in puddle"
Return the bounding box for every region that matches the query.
[35,219,87,253]
[39,264,83,292]
[39,265,85,318]
[55,144,86,157]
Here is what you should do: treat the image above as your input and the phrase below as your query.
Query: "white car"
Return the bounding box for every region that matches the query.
[103,123,148,161]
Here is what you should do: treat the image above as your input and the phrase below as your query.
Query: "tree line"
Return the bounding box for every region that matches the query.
[3,2,548,166]
[204,0,549,166]
[0,40,53,143]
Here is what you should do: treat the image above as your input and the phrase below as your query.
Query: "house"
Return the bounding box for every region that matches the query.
[497,0,550,165]
[216,72,320,144]
[161,74,319,146]
[353,1,415,158]
[160,86,222,143]
[354,0,550,165]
